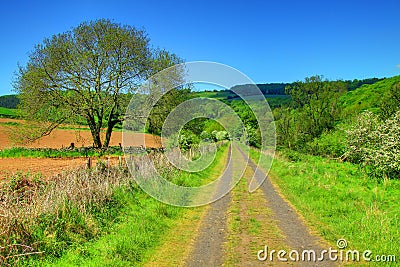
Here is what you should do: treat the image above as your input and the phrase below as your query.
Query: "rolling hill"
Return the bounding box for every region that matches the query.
[340,75,400,117]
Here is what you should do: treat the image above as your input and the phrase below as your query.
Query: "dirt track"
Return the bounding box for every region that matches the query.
[182,144,336,266]
[185,145,233,266]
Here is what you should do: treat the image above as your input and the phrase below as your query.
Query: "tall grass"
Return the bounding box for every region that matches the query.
[251,149,399,265]
[0,167,131,266]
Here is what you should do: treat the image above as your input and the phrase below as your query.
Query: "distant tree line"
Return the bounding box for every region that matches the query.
[0,95,19,108]
[347,77,383,91]
[230,83,288,95]
[225,78,383,97]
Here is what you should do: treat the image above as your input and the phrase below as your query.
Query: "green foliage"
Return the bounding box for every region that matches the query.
[230,100,258,129]
[231,83,288,95]
[380,82,400,120]
[178,130,201,150]
[195,90,237,101]
[274,75,400,177]
[147,88,192,135]
[174,128,229,151]
[214,130,229,141]
[287,76,346,134]
[278,148,305,162]
[195,89,290,108]
[264,95,291,109]
[346,77,383,91]
[275,75,346,149]
[203,119,224,133]
[245,126,261,148]
[182,117,208,136]
[307,128,347,158]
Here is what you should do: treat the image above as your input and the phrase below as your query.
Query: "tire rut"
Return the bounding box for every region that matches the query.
[184,145,233,266]
[237,146,337,267]
[185,145,337,266]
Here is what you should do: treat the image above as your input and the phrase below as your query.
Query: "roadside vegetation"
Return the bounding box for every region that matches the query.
[273,75,400,179]
[250,148,400,263]
[242,75,400,265]
[0,144,228,266]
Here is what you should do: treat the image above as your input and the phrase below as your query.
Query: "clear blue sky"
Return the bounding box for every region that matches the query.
[1,0,399,95]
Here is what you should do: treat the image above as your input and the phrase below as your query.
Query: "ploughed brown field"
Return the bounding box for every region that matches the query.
[0,118,162,179]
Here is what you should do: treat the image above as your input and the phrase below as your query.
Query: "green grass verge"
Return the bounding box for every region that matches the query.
[37,191,182,267]
[0,107,18,118]
[22,144,229,266]
[0,147,124,158]
[250,149,399,265]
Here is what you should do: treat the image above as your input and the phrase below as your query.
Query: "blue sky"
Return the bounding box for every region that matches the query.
[0,0,399,95]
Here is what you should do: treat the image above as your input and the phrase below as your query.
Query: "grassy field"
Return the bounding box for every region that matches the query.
[250,148,399,264]
[195,91,290,108]
[0,147,124,158]
[195,90,237,100]
[8,144,229,266]
[0,107,18,118]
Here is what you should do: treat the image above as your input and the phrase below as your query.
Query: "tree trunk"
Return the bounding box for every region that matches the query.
[90,128,102,148]
[103,120,118,147]
[87,115,103,148]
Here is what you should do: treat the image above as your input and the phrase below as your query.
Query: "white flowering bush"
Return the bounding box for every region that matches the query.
[346,110,400,178]
[215,130,229,141]
[209,130,230,142]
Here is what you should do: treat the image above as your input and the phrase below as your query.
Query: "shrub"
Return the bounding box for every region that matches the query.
[346,110,400,178]
[307,128,347,158]
[215,130,229,141]
[245,126,261,148]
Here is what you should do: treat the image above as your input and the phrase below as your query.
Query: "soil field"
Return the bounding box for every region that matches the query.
[0,118,163,180]
[0,118,162,149]
[0,156,125,180]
